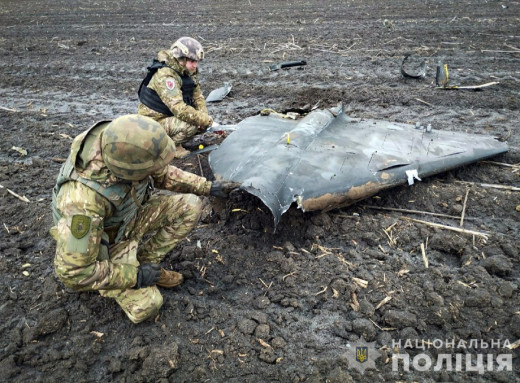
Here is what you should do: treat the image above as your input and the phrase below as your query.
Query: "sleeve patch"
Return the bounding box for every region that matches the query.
[165,78,176,90]
[70,215,91,239]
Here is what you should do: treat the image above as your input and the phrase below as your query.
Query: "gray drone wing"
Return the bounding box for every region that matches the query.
[209,107,508,227]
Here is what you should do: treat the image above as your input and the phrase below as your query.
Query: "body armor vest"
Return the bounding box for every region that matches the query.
[52,124,151,243]
[180,74,195,106]
[138,59,195,115]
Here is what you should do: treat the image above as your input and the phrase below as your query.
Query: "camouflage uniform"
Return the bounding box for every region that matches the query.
[50,116,211,323]
[138,41,212,145]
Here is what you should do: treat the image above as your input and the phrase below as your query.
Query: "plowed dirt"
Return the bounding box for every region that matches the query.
[0,1,519,382]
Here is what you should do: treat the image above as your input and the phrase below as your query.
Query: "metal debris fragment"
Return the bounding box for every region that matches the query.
[401,53,426,79]
[206,82,232,102]
[209,105,508,227]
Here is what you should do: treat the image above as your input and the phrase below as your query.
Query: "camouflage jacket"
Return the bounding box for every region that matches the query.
[51,121,211,292]
[137,50,211,127]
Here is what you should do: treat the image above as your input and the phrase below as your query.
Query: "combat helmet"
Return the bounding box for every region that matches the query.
[170,37,204,61]
[101,114,175,181]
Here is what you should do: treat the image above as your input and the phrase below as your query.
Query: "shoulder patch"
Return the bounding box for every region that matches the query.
[165,78,176,90]
[71,215,91,239]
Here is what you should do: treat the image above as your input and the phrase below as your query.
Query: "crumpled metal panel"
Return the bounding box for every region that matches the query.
[209,107,508,227]
[206,82,232,102]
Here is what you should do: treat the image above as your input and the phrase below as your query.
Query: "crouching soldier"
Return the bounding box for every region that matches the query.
[50,114,239,323]
[137,37,212,157]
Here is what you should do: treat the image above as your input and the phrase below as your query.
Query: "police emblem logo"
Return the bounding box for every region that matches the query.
[165,78,175,90]
[345,337,380,374]
[70,215,91,239]
[356,346,368,363]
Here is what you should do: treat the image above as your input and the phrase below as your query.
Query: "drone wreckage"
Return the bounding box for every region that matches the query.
[208,105,508,227]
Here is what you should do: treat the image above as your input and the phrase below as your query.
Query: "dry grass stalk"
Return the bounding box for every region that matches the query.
[480,183,520,192]
[365,205,463,220]
[385,222,398,232]
[383,223,398,247]
[481,49,520,53]
[369,318,383,330]
[258,339,271,348]
[350,292,360,311]
[375,296,392,310]
[282,271,297,281]
[268,40,304,55]
[504,43,520,51]
[420,243,429,268]
[335,253,355,269]
[460,187,470,227]
[415,98,433,107]
[457,280,477,288]
[315,286,328,296]
[264,281,273,296]
[481,160,519,170]
[311,244,339,258]
[401,217,489,240]
[352,277,368,288]
[0,184,30,203]
[398,268,409,277]
[456,180,520,191]
[197,154,204,177]
[0,106,18,112]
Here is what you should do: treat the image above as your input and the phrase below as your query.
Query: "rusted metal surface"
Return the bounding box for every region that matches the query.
[209,106,508,227]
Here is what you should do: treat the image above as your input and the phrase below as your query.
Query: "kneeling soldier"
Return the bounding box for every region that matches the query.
[137,37,212,157]
[50,114,238,323]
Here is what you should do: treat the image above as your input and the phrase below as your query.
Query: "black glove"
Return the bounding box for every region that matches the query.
[134,264,161,289]
[209,180,241,198]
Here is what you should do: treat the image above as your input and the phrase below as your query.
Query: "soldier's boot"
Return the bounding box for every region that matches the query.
[157,268,183,288]
[174,144,190,159]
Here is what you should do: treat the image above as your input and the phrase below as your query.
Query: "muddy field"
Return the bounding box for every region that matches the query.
[1,0,519,382]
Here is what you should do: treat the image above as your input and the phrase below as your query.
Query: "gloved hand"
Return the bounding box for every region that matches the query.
[134,263,161,289]
[198,116,213,132]
[209,180,241,198]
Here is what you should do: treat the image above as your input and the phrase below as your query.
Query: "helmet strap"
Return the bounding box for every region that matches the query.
[130,182,144,209]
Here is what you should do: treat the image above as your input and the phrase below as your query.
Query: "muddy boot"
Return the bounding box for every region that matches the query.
[157,268,184,288]
[174,144,190,159]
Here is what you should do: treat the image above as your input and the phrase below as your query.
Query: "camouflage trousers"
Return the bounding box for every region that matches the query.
[100,193,202,324]
[158,115,200,145]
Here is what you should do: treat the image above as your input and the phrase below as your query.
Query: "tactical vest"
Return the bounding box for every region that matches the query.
[138,59,195,115]
[51,123,151,243]
[180,74,195,106]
